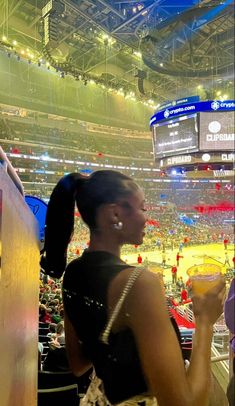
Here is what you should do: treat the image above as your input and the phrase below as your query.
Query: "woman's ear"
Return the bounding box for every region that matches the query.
[96,203,121,228]
[107,203,122,224]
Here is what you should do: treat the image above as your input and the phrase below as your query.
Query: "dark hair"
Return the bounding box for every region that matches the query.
[40,170,138,278]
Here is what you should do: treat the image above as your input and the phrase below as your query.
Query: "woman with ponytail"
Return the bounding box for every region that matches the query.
[42,170,225,406]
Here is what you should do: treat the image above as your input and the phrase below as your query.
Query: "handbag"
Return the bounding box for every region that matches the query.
[80,368,111,406]
[80,267,142,406]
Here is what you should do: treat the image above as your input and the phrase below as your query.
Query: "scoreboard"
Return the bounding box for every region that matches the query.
[152,113,198,158]
[199,111,234,151]
[151,99,235,162]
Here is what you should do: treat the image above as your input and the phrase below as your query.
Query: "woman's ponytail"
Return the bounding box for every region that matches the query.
[40,173,85,279]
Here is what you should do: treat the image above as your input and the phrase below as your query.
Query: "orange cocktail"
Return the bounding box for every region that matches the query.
[187,263,222,295]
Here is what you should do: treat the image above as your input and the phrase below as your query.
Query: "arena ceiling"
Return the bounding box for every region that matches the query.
[0,0,234,104]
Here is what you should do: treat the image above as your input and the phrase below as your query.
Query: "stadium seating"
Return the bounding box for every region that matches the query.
[38,384,79,406]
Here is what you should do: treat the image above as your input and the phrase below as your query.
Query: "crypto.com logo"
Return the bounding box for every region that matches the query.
[164,109,170,118]
[211,101,220,111]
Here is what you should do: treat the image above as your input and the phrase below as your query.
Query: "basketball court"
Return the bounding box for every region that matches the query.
[122,243,234,284]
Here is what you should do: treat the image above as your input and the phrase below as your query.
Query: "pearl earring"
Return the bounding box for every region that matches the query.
[113,221,123,231]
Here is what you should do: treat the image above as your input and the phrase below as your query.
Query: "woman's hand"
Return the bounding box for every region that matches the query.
[50,338,61,349]
[192,278,226,325]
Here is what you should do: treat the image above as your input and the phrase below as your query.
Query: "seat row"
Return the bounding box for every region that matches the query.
[38,369,92,405]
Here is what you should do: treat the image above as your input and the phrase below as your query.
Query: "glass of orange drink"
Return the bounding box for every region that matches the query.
[187,263,222,295]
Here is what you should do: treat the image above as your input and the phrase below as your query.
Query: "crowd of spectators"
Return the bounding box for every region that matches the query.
[39,279,68,372]
[0,115,152,160]
[0,113,155,198]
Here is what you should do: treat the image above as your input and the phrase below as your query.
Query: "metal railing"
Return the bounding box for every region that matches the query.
[211,353,229,363]
[176,304,194,323]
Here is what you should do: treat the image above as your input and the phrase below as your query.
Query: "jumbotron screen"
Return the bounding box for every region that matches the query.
[199,111,235,151]
[152,113,199,158]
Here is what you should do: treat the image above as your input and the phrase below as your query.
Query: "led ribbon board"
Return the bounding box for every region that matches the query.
[150,100,235,126]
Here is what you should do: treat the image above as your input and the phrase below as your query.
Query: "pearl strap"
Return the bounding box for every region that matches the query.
[101,266,143,344]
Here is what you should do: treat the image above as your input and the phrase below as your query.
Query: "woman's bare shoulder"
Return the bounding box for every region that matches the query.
[109,266,160,297]
[108,266,164,320]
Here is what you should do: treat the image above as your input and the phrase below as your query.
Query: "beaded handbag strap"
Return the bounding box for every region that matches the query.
[101,266,143,344]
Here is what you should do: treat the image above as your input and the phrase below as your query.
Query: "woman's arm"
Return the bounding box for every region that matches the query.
[110,269,225,406]
[64,310,93,377]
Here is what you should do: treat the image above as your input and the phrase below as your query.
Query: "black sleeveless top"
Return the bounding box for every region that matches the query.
[63,250,182,404]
